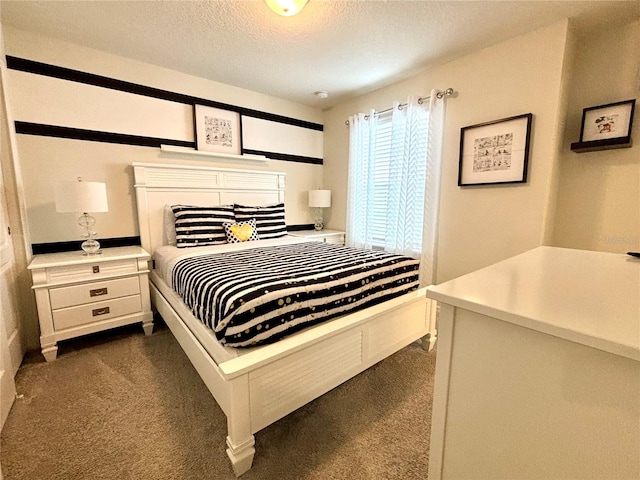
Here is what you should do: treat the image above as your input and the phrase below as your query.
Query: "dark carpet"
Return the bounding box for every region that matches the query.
[1,320,436,479]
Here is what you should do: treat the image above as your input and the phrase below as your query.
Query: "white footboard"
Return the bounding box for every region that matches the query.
[246,292,432,432]
[151,282,437,476]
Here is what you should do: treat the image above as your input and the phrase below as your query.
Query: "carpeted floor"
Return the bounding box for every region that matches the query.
[1,320,437,480]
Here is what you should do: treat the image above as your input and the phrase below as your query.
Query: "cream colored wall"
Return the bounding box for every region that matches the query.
[4,27,321,124]
[2,27,324,246]
[15,136,323,244]
[323,21,571,283]
[0,23,39,350]
[552,20,640,253]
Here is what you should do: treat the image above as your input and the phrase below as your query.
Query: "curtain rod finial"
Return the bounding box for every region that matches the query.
[436,88,455,99]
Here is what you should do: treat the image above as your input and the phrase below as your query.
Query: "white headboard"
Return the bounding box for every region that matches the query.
[133,162,286,255]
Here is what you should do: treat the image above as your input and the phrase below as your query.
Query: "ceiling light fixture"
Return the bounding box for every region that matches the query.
[315,90,329,99]
[265,0,309,16]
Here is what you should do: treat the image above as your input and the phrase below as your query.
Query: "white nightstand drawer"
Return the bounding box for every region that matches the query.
[49,276,141,310]
[46,258,138,284]
[52,295,143,331]
[324,235,345,245]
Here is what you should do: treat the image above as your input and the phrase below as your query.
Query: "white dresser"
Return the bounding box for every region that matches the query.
[288,229,345,245]
[426,247,639,480]
[28,246,153,361]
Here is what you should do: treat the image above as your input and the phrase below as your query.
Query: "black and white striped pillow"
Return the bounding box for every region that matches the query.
[233,203,288,239]
[172,205,234,248]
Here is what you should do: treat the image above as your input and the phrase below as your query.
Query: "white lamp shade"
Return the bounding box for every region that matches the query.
[309,190,331,208]
[55,181,109,213]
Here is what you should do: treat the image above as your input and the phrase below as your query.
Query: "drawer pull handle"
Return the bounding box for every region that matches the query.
[90,287,108,297]
[92,266,100,274]
[92,307,110,317]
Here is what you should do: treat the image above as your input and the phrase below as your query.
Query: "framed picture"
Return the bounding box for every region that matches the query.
[194,105,241,155]
[458,113,533,187]
[579,99,635,142]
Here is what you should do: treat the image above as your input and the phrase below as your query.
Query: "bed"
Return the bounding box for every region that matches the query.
[133,162,438,476]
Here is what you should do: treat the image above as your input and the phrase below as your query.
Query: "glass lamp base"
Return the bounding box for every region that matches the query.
[81,238,102,255]
[77,214,102,255]
[311,207,325,231]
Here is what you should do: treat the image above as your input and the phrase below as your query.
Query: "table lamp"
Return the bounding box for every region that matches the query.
[308,189,331,231]
[55,178,109,255]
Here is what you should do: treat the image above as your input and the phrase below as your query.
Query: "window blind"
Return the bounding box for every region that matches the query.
[370,113,392,247]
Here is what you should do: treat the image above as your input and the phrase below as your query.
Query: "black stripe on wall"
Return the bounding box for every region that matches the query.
[6,56,323,132]
[243,149,323,166]
[15,122,194,148]
[287,224,315,232]
[32,236,141,255]
[33,229,314,254]
[15,122,323,165]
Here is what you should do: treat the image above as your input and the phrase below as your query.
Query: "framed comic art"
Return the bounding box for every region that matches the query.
[194,105,241,155]
[570,99,635,152]
[579,99,635,142]
[458,113,533,187]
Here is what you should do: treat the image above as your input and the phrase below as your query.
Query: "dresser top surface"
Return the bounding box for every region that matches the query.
[427,246,640,360]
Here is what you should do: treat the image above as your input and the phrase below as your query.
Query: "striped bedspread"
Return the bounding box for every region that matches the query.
[171,241,419,347]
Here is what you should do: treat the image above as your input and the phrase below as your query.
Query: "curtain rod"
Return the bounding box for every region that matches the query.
[344,87,455,126]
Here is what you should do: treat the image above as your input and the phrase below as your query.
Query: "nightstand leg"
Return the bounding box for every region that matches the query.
[41,344,58,362]
[141,312,154,336]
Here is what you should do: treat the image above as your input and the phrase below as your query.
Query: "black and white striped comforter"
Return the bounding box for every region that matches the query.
[172,241,419,347]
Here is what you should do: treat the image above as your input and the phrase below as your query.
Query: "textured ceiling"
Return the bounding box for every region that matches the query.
[2,1,639,108]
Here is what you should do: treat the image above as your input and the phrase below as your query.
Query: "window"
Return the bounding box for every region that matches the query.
[347,92,446,285]
[347,100,429,257]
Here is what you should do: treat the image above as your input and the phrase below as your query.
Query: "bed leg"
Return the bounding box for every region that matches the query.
[421,297,438,351]
[226,374,254,476]
[421,333,437,352]
[226,435,255,477]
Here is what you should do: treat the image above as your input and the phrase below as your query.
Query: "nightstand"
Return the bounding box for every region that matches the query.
[28,246,153,361]
[289,229,346,245]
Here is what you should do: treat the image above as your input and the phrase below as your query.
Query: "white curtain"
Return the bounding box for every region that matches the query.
[386,97,428,258]
[346,110,378,250]
[420,91,445,285]
[346,90,446,286]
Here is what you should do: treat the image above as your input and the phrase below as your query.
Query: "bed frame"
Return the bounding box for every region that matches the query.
[133,162,437,476]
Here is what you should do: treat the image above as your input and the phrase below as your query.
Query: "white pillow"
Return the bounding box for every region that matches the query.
[163,205,177,246]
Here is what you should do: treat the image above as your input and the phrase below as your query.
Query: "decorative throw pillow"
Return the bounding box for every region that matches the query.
[233,203,287,239]
[172,204,234,248]
[223,218,260,243]
[163,204,177,246]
